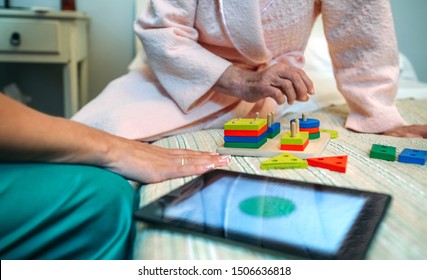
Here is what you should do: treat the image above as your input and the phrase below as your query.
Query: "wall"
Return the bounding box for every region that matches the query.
[77,0,135,100]
[391,0,427,82]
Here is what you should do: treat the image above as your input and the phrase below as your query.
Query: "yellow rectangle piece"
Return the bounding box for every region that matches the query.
[280,131,309,145]
[224,118,267,130]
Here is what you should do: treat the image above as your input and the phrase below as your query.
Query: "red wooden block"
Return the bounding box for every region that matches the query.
[224,125,267,136]
[306,155,348,173]
[299,127,320,134]
[280,139,309,151]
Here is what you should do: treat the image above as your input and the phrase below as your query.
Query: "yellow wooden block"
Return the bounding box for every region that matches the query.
[320,129,338,139]
[280,131,309,145]
[224,118,267,130]
[260,153,308,170]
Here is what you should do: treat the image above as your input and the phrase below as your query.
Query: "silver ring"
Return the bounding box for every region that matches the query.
[181,157,185,166]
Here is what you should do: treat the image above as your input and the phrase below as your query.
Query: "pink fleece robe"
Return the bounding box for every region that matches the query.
[73,0,406,140]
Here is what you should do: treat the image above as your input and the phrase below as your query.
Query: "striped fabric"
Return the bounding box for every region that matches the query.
[134,99,427,260]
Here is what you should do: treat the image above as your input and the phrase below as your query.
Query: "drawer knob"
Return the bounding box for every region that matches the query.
[10,32,21,47]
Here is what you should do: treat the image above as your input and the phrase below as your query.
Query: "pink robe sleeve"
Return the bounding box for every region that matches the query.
[134,0,232,113]
[321,0,406,133]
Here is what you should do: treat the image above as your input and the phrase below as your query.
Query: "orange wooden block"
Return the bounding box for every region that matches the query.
[306,155,348,173]
[280,139,309,151]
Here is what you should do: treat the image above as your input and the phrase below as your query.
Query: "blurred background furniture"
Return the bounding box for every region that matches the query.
[0,8,89,117]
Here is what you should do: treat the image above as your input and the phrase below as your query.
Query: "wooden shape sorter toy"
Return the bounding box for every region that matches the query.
[217,113,330,158]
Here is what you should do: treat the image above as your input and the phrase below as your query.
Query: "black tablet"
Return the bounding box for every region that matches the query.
[134,169,391,259]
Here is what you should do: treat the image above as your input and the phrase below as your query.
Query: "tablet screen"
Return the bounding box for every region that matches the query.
[135,170,390,259]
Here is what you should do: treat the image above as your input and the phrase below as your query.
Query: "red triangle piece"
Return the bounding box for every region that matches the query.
[306,155,348,173]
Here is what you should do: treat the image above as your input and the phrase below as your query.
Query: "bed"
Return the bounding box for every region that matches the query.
[130,0,427,260]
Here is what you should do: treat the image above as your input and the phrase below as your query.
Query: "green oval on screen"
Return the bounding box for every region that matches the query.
[239,196,296,217]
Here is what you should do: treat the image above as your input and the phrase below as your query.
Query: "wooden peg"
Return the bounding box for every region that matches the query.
[267,113,272,127]
[295,118,300,134]
[302,113,307,121]
[291,122,297,137]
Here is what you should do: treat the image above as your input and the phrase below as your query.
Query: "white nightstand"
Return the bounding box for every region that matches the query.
[0,9,89,118]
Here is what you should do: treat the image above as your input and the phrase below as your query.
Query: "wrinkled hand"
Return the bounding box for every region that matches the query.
[215,63,314,105]
[382,125,427,139]
[105,138,231,183]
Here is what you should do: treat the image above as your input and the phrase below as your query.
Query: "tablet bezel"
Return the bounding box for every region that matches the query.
[134,169,391,259]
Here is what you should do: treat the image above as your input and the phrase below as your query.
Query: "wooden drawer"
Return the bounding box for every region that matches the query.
[0,18,61,54]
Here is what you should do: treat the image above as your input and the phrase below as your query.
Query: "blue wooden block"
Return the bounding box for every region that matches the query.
[398,148,427,165]
[290,118,320,129]
[267,122,280,138]
[267,122,281,133]
[224,132,267,143]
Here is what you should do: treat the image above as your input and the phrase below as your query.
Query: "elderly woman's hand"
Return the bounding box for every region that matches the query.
[382,125,427,139]
[215,63,314,105]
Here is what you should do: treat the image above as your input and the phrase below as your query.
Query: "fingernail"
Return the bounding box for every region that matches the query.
[219,155,232,163]
[210,152,219,155]
[204,164,216,170]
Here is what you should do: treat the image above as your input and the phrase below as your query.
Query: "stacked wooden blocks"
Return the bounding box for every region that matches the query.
[291,113,321,140]
[223,112,281,149]
[223,116,268,149]
[262,115,348,173]
[280,119,309,151]
[267,112,281,138]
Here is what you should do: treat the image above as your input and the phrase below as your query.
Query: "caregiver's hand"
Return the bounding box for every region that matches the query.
[0,93,231,184]
[104,139,231,183]
[215,62,314,105]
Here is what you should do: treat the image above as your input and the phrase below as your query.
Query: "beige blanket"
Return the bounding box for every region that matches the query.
[134,99,427,259]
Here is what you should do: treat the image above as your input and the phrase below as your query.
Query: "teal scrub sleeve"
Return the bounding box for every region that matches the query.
[0,163,137,260]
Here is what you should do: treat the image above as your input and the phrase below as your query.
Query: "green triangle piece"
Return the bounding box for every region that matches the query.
[260,153,308,170]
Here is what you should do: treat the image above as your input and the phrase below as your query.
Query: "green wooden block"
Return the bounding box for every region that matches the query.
[224,118,267,130]
[280,131,309,145]
[369,144,396,161]
[267,129,280,139]
[320,129,338,139]
[224,138,267,149]
[261,153,308,170]
[309,132,321,140]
